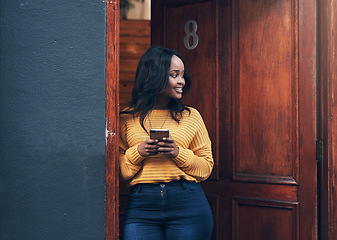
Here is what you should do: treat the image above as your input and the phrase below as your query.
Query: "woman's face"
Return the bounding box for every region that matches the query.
[162,55,186,100]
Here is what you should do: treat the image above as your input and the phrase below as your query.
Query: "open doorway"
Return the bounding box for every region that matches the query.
[109,1,325,239]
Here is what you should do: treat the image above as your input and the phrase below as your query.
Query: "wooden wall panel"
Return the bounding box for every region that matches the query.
[232,198,299,240]
[232,0,299,184]
[119,20,150,110]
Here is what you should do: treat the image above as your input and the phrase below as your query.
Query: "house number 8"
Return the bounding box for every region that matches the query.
[184,20,199,50]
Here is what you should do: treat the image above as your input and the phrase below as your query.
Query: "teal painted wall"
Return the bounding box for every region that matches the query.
[0,1,106,239]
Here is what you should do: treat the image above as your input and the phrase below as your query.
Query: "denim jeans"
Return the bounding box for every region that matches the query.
[122,179,213,240]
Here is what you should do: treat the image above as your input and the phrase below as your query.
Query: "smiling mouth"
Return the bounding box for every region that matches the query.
[174,87,183,93]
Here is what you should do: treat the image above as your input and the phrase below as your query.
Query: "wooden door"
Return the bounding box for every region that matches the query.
[152,0,317,239]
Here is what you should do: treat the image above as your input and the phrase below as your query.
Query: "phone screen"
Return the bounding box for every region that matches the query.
[150,129,169,140]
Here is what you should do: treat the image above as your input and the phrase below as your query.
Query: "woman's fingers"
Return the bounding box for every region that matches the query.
[138,139,158,156]
[157,137,179,157]
[138,137,179,158]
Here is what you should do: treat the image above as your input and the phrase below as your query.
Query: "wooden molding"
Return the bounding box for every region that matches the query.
[106,1,119,240]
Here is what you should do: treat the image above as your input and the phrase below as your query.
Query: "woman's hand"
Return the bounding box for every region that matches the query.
[157,136,179,158]
[137,138,159,157]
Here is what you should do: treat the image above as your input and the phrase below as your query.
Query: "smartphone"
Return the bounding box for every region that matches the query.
[150,129,169,140]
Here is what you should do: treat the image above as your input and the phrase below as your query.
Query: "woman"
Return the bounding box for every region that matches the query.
[119,46,214,240]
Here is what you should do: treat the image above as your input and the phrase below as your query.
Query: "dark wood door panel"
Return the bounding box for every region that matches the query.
[232,0,299,184]
[164,0,216,120]
[233,197,299,240]
[203,180,297,201]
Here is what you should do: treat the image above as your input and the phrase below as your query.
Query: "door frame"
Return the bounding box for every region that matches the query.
[319,0,337,239]
[104,0,337,239]
[106,1,119,240]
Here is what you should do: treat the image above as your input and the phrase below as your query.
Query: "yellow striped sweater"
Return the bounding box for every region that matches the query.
[119,107,214,186]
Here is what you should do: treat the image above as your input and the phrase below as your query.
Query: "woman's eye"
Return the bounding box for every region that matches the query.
[170,74,178,78]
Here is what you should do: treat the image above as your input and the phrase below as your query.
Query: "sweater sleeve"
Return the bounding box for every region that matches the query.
[119,115,145,181]
[171,110,214,181]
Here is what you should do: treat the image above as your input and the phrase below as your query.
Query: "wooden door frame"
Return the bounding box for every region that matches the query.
[104,0,337,239]
[106,1,119,240]
[319,0,337,239]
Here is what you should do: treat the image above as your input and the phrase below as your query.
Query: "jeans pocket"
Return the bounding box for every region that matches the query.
[183,181,204,195]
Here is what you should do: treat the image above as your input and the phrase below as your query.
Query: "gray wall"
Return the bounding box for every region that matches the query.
[0,1,106,239]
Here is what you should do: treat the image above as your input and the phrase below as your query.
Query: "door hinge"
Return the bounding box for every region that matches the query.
[316,140,323,163]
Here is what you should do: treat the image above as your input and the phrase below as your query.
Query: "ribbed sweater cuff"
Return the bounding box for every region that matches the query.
[125,145,145,165]
[172,147,194,168]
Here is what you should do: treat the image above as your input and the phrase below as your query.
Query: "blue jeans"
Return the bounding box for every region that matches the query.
[122,180,213,240]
